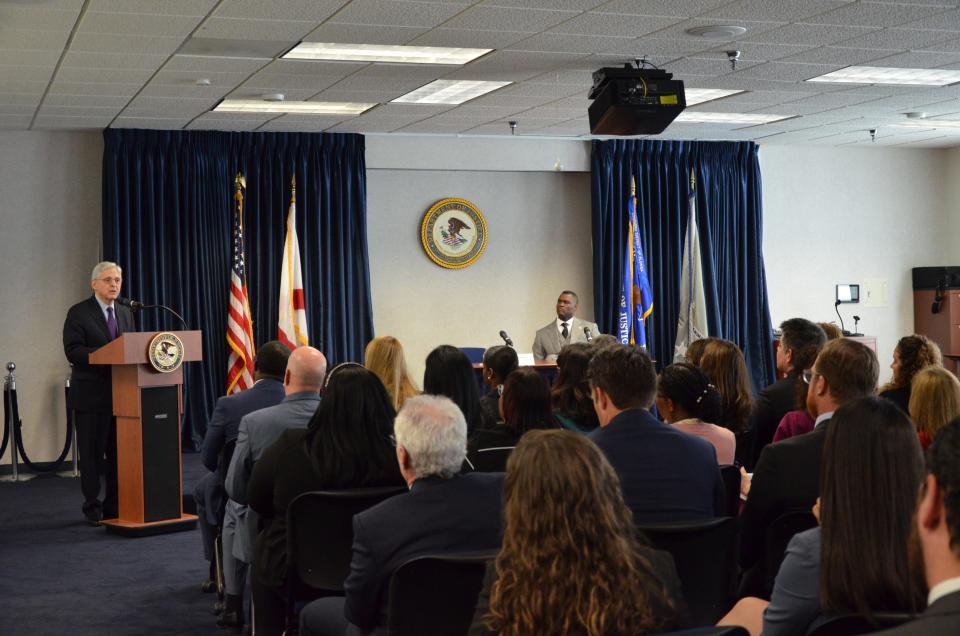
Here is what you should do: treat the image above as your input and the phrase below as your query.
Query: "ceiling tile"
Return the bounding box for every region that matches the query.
[195,17,316,41]
[733,61,844,82]
[329,0,467,28]
[70,32,183,55]
[88,0,217,16]
[548,12,682,38]
[648,17,786,42]
[668,56,764,76]
[162,55,269,74]
[33,114,115,129]
[507,32,635,53]
[54,67,154,84]
[0,49,63,67]
[898,8,960,32]
[481,0,604,10]
[43,93,129,107]
[111,117,190,129]
[0,29,72,51]
[592,0,732,18]
[444,5,576,31]
[410,28,533,49]
[47,81,143,96]
[747,23,878,46]
[187,117,271,131]
[806,2,949,28]
[445,50,586,81]
[703,0,852,23]
[303,23,429,44]
[61,51,168,71]
[779,46,891,66]
[0,3,81,31]
[872,50,960,68]
[834,28,957,50]
[211,0,348,21]
[78,11,202,37]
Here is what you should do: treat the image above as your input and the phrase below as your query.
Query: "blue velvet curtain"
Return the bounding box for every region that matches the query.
[102,129,371,445]
[591,139,775,391]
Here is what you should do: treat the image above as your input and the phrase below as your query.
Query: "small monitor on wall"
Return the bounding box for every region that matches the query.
[836,284,860,304]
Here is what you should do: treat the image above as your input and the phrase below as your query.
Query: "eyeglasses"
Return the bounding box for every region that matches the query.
[98,277,122,284]
[801,369,816,384]
[388,434,397,447]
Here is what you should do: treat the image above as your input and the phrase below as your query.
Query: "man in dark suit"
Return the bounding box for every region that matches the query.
[62,261,136,525]
[876,420,960,635]
[193,340,289,592]
[532,290,600,361]
[587,344,724,523]
[746,318,826,469]
[739,338,878,598]
[299,394,504,636]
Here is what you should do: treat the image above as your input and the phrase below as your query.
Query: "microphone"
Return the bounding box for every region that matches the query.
[834,300,850,336]
[119,297,188,329]
[852,315,861,336]
[499,330,514,347]
[583,326,593,343]
[118,297,144,310]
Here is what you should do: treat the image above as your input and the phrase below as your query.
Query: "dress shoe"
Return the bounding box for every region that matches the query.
[213,599,225,615]
[83,508,103,526]
[201,578,217,593]
[216,610,243,632]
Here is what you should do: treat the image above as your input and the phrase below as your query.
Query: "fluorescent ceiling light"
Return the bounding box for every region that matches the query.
[213,100,376,115]
[392,80,511,105]
[284,42,491,65]
[807,66,960,86]
[685,88,745,106]
[675,112,791,125]
[897,119,960,129]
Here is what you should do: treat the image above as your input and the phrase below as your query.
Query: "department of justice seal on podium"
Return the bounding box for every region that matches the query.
[148,332,184,373]
[420,197,488,269]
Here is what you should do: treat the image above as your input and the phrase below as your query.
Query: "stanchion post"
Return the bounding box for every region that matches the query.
[66,373,79,478]
[3,362,25,482]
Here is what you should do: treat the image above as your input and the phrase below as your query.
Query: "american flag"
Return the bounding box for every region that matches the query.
[226,175,256,394]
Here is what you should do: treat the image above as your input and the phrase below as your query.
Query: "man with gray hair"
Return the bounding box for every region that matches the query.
[63,261,135,525]
[299,394,504,636]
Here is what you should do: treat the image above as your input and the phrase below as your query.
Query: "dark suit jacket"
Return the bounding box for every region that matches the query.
[739,419,829,571]
[748,375,801,469]
[343,472,505,633]
[874,590,960,636]
[879,386,911,415]
[63,296,135,414]
[589,409,724,523]
[199,378,285,471]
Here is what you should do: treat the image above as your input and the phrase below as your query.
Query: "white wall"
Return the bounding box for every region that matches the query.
[0,131,103,463]
[759,145,951,384]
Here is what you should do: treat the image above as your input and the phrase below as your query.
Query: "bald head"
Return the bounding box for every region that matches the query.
[284,346,328,395]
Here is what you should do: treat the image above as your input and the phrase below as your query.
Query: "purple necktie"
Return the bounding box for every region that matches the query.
[106,306,118,340]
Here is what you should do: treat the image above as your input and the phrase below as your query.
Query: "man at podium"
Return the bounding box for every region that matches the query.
[62,261,135,525]
[532,290,600,361]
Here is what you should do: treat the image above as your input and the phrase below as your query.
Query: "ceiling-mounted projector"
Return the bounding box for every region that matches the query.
[588,64,686,135]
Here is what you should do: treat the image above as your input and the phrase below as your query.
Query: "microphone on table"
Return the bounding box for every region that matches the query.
[499,330,514,347]
[584,326,594,343]
[834,300,850,336]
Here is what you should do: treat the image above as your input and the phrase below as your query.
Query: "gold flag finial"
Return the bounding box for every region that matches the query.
[630,176,636,197]
[234,172,246,191]
[690,167,696,190]
[291,174,296,203]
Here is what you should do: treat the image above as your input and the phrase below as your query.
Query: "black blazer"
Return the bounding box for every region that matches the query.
[62,296,135,414]
[739,419,829,571]
[874,590,960,636]
[748,375,801,469]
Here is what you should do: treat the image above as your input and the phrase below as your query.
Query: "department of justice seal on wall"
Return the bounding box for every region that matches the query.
[148,332,184,373]
[420,197,488,269]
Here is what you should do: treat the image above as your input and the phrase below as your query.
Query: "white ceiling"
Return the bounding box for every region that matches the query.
[8,0,960,146]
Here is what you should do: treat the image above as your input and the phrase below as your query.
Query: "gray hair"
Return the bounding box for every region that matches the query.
[91,261,122,281]
[394,394,467,479]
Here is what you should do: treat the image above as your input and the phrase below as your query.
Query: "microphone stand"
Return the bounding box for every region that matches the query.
[834,300,850,336]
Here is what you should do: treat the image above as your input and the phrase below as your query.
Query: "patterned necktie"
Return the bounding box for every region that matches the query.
[561,322,569,340]
[106,306,118,340]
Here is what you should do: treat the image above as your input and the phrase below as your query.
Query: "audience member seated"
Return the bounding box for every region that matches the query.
[747,319,826,469]
[816,322,842,341]
[246,364,404,636]
[469,429,685,636]
[879,334,942,415]
[590,333,619,349]
[217,346,327,630]
[588,345,724,523]
[364,335,419,413]
[771,324,842,443]
[299,395,505,636]
[720,396,925,636]
[550,342,600,432]
[478,345,518,429]
[469,367,559,455]
[875,418,960,636]
[686,336,721,367]
[909,366,960,450]
[193,341,289,594]
[657,362,734,465]
[738,338,878,598]
[423,344,484,435]
[699,339,753,437]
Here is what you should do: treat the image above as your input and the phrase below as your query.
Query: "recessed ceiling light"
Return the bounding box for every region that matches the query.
[284,42,491,65]
[686,25,747,39]
[685,88,745,106]
[904,111,928,119]
[213,100,376,115]
[262,93,285,102]
[807,66,960,86]
[195,78,211,87]
[675,112,791,125]
[392,80,511,105]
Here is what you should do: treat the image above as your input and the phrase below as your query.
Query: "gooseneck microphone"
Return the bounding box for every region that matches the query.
[499,330,514,347]
[117,297,144,310]
[834,300,849,336]
[583,326,593,342]
[119,297,188,329]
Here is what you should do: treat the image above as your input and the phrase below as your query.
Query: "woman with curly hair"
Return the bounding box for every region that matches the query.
[550,342,600,432]
[364,335,419,412]
[470,429,684,636]
[699,339,753,435]
[879,334,942,414]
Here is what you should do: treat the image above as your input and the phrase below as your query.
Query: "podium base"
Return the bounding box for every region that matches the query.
[102,513,198,537]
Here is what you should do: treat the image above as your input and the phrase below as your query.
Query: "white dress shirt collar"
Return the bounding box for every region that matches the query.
[929,575,960,606]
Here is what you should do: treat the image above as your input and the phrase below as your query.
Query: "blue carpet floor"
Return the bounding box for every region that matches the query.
[0,452,222,636]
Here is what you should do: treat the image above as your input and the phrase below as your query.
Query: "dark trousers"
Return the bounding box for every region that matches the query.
[75,410,118,517]
[251,571,287,636]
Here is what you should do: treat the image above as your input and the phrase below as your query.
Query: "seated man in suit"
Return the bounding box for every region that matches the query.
[746,318,826,469]
[739,338,878,598]
[217,345,327,630]
[532,290,600,361]
[193,341,290,595]
[877,419,960,635]
[478,345,518,428]
[588,344,724,523]
[299,394,504,636]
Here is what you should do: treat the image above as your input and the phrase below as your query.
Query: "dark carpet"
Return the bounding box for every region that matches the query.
[0,453,223,636]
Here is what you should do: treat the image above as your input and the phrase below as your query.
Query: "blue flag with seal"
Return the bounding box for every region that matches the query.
[619,177,654,347]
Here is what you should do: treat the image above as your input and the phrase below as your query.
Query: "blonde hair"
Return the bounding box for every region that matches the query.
[364,336,419,412]
[909,366,960,441]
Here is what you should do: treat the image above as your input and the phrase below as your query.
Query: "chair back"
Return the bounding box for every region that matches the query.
[719,465,740,517]
[763,509,818,596]
[386,552,496,636]
[459,347,485,364]
[805,612,915,636]
[653,627,749,636]
[465,447,514,473]
[637,517,738,626]
[287,486,407,592]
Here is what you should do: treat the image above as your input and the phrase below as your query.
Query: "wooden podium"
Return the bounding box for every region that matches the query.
[90,331,202,536]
